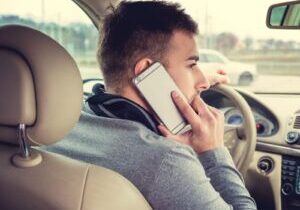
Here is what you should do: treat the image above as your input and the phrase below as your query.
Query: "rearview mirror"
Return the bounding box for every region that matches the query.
[267,0,300,29]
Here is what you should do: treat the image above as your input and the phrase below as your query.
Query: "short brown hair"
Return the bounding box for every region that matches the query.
[98,1,198,92]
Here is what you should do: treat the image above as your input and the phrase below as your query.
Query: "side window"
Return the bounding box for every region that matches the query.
[0,0,100,80]
[205,54,225,63]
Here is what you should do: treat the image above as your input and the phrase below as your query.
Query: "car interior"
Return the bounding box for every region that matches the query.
[0,24,151,210]
[0,0,300,210]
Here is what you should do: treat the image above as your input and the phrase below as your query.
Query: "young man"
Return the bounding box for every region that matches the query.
[45,1,257,209]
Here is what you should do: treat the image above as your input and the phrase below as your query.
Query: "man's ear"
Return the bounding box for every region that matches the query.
[134,58,153,76]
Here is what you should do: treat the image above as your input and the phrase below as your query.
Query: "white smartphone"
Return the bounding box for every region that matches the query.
[133,62,190,134]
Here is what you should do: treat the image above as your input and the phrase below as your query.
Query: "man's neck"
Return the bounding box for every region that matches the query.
[106,85,153,113]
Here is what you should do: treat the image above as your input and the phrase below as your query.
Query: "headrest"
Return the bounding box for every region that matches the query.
[0,25,83,146]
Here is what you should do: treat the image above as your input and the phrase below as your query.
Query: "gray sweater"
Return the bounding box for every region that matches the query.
[43,105,257,210]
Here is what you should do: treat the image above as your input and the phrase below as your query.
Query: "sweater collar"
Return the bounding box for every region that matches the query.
[86,89,160,134]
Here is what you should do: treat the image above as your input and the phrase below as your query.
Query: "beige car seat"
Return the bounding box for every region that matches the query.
[0,25,152,210]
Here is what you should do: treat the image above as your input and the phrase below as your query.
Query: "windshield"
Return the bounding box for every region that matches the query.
[0,0,100,81]
[1,0,300,94]
[176,0,300,94]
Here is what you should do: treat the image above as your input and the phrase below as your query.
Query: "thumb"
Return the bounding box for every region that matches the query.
[158,125,172,137]
[217,69,227,75]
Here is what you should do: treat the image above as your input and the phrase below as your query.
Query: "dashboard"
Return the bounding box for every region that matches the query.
[86,81,300,210]
[202,89,280,138]
[202,88,300,210]
[222,107,276,137]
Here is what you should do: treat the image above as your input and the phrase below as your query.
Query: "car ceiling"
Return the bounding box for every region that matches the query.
[74,0,119,26]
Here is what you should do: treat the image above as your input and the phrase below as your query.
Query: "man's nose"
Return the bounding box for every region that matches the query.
[194,68,210,92]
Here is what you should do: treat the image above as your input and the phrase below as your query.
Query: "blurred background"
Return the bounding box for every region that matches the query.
[1,0,300,93]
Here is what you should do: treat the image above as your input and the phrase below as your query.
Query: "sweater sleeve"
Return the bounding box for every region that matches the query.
[147,146,256,210]
[198,147,257,209]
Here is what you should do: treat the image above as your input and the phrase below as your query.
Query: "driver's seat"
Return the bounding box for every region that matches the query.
[0,25,152,210]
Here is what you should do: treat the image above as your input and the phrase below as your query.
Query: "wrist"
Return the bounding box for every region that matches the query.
[193,144,224,155]
[197,147,234,170]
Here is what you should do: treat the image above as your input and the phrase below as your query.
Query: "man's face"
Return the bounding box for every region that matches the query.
[164,30,210,103]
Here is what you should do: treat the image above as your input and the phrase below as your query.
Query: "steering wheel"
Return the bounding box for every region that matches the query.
[209,84,257,176]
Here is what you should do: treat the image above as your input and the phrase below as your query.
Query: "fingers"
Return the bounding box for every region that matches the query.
[212,74,229,85]
[171,91,199,127]
[207,105,224,121]
[218,75,229,84]
[191,95,210,116]
[172,91,222,131]
[207,69,230,86]
[158,124,172,137]
[158,124,193,145]
[217,69,227,75]
[191,95,224,125]
[207,105,218,117]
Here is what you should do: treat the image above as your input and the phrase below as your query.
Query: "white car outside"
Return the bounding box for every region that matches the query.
[198,49,257,86]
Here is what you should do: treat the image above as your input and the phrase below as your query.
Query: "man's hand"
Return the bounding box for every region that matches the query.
[158,91,224,154]
[206,69,230,86]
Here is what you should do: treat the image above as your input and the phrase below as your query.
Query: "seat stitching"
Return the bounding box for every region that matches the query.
[80,165,90,210]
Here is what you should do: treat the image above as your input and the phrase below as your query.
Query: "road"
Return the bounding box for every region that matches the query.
[79,66,300,93]
[234,75,300,93]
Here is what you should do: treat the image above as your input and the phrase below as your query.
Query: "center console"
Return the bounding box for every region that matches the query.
[281,156,300,210]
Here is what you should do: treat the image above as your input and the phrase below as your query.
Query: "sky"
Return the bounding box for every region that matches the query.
[0,0,92,24]
[1,0,300,41]
[178,0,300,41]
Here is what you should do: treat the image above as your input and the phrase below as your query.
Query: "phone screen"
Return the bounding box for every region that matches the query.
[133,62,188,134]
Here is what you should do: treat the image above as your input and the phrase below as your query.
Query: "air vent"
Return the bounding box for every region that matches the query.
[293,115,300,129]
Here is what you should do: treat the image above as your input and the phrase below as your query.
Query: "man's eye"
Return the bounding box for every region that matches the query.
[189,63,197,68]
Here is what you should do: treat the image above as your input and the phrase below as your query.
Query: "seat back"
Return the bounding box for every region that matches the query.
[0,25,152,210]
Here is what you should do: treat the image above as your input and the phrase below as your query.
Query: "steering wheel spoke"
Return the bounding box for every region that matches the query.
[207,85,257,176]
[224,124,239,151]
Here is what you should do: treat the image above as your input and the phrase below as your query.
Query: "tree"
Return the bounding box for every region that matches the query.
[244,37,254,50]
[216,32,238,53]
